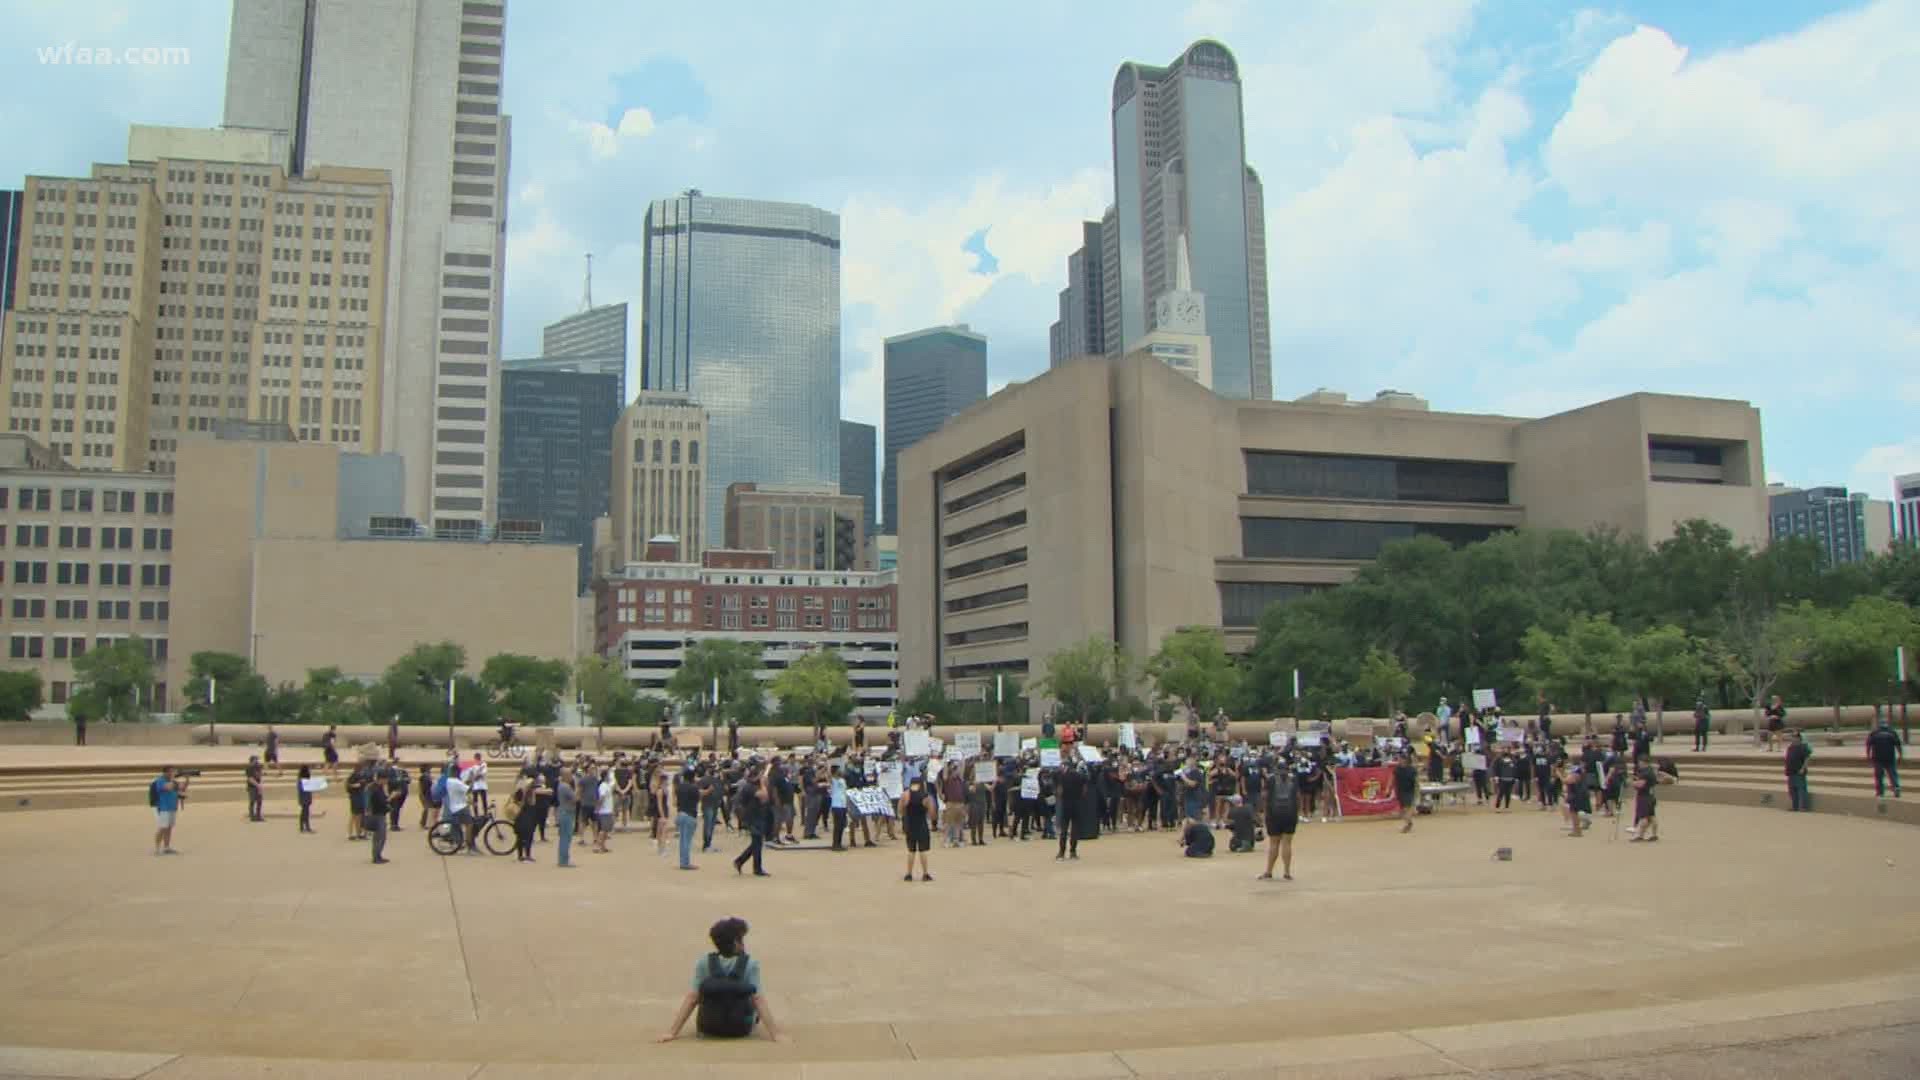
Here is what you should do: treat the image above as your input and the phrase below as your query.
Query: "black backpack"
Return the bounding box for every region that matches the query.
[696,953,757,1037]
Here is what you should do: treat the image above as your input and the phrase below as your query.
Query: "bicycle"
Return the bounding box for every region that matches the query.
[427,811,516,856]
[485,738,528,761]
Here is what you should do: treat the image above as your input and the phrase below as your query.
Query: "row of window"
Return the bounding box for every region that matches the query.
[7,634,167,662]
[1244,451,1511,505]
[7,561,157,587]
[1240,518,1507,562]
[6,597,166,622]
[2,526,171,551]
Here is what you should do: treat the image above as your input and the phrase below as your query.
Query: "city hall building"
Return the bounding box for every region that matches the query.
[898,351,1766,718]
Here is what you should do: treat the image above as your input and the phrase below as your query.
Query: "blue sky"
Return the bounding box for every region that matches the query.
[3,0,1914,500]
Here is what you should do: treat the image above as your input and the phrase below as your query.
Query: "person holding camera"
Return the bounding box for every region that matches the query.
[365,764,393,864]
[149,766,187,855]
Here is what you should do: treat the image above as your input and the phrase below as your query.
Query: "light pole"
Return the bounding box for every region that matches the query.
[206,676,218,746]
[445,677,456,753]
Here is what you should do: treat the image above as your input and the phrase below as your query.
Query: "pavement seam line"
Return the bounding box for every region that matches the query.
[129,1053,182,1079]
[1398,1029,1486,1077]
[1108,1049,1140,1076]
[441,852,481,1022]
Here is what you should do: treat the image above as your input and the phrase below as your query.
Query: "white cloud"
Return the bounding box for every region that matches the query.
[1850,439,1920,498]
[570,106,656,160]
[1549,222,1672,276]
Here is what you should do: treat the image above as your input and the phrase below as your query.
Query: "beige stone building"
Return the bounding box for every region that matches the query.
[898,352,1767,717]
[1,125,390,474]
[0,436,176,710]
[724,482,867,572]
[609,391,707,567]
[168,437,576,693]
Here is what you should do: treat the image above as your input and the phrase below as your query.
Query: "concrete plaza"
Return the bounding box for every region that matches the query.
[0,789,1915,1078]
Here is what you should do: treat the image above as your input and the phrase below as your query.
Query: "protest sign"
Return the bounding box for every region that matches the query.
[847,787,895,818]
[299,777,328,793]
[1039,748,1062,768]
[929,736,944,757]
[1119,722,1137,749]
[1230,745,1248,760]
[1268,731,1288,747]
[1465,727,1482,747]
[903,730,931,758]
[954,732,981,757]
[1038,737,1059,750]
[974,760,996,783]
[994,732,1020,758]
[878,763,904,798]
[1021,737,1038,752]
[1472,688,1498,711]
[926,758,944,780]
[1019,776,1040,799]
[1500,726,1524,744]
[1077,745,1104,764]
[1298,731,1323,746]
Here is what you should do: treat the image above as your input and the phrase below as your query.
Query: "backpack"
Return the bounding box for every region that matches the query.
[1267,776,1298,817]
[148,778,162,808]
[695,953,757,1038]
[432,776,448,805]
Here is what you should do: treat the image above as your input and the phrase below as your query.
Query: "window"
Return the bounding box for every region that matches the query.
[1239,518,1505,562]
[1220,583,1329,627]
[140,564,172,588]
[141,527,172,551]
[1243,451,1510,505]
[11,598,46,619]
[944,584,1027,614]
[56,562,89,586]
[54,599,87,620]
[945,547,1028,581]
[9,635,43,659]
[138,600,169,622]
[946,510,1026,548]
[943,474,1025,515]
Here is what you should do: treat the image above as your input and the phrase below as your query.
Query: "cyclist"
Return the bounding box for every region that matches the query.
[497,717,518,749]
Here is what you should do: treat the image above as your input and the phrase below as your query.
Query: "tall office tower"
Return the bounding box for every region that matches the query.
[1110,40,1272,399]
[883,324,986,534]
[1767,485,1874,565]
[222,0,513,527]
[497,368,618,592]
[610,390,707,566]
[1099,205,1121,362]
[1,190,22,315]
[540,301,627,403]
[1047,219,1107,367]
[840,419,876,537]
[0,127,391,473]
[1898,473,1920,548]
[641,192,840,542]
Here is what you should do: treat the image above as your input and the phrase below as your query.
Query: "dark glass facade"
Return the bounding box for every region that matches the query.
[1219,582,1328,627]
[884,326,986,533]
[1241,518,1507,562]
[1245,451,1510,504]
[0,190,21,316]
[497,370,619,593]
[839,419,876,537]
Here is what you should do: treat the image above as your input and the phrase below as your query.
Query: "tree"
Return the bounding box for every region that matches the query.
[0,670,44,720]
[1146,627,1243,722]
[1720,598,1813,725]
[1035,635,1131,723]
[899,677,956,724]
[70,638,153,724]
[770,649,856,731]
[665,638,765,726]
[480,653,570,725]
[1791,597,1920,726]
[1625,624,1707,731]
[299,667,366,727]
[1352,647,1415,716]
[182,651,272,723]
[366,641,467,726]
[1516,614,1629,723]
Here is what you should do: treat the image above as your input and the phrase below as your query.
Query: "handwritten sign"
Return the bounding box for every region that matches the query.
[928,736,944,757]
[974,760,996,783]
[1464,752,1487,771]
[1500,726,1524,744]
[847,787,895,818]
[1298,731,1323,746]
[1465,727,1482,747]
[1039,748,1062,768]
[1021,737,1038,752]
[877,763,904,798]
[994,732,1020,758]
[1077,745,1104,764]
[1472,688,1498,711]
[903,730,931,758]
[953,732,981,757]
[1268,731,1288,747]
[1119,722,1137,749]
[299,777,328,793]
[1019,776,1040,799]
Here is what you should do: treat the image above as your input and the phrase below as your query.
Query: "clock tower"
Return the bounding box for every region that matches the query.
[1153,233,1207,334]
[1125,233,1215,389]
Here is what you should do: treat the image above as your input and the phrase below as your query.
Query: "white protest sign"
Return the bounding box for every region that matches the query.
[1465,727,1482,747]
[847,787,895,818]
[1021,737,1038,752]
[299,777,328,793]
[929,736,944,757]
[1500,726,1524,744]
[954,732,981,757]
[926,757,944,780]
[1019,775,1040,799]
[1464,752,1487,772]
[878,763,904,798]
[1077,745,1104,764]
[974,760,996,783]
[1268,731,1288,747]
[1298,731,1323,746]
[903,730,931,758]
[1039,748,1062,768]
[1472,688,1498,711]
[1119,722,1137,749]
[994,732,1020,758]
[864,759,878,779]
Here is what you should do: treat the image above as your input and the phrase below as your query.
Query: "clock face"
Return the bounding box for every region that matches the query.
[1177,297,1202,324]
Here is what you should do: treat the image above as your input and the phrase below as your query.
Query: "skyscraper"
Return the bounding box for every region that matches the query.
[883,324,986,534]
[610,391,708,566]
[1897,473,1920,548]
[1111,40,1271,400]
[1767,485,1874,565]
[497,368,619,593]
[0,189,21,316]
[840,419,877,537]
[1048,219,1107,367]
[641,193,840,542]
[539,302,628,403]
[222,0,512,527]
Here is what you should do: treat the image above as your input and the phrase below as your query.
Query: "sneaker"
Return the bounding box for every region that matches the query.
[904,873,914,882]
[373,857,390,864]
[921,873,933,882]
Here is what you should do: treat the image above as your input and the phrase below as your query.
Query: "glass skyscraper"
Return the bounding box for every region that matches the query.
[1111,40,1272,400]
[641,193,840,541]
[884,325,987,534]
[840,419,877,537]
[0,190,22,316]
[498,369,620,593]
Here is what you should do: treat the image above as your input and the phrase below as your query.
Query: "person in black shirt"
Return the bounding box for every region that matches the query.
[1259,768,1298,880]
[899,776,933,882]
[732,767,772,877]
[1493,748,1517,811]
[1226,796,1256,853]
[1784,730,1812,812]
[1691,695,1711,752]
[1179,816,1214,857]
[673,769,701,869]
[1394,754,1419,833]
[244,757,265,823]
[1865,718,1903,798]
[365,765,392,864]
[1055,765,1086,861]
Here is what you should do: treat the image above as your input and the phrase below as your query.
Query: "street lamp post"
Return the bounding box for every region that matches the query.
[207,676,218,746]
[446,677,456,753]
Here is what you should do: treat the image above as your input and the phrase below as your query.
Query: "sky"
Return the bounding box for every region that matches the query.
[3,0,1916,502]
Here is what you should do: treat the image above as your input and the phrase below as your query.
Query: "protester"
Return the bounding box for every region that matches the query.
[1630,758,1666,841]
[365,763,392,864]
[295,765,315,833]
[1054,763,1085,861]
[244,756,265,823]
[1764,695,1787,749]
[1692,695,1711,752]
[1866,717,1903,799]
[321,725,340,776]
[1179,815,1214,857]
[418,764,439,831]
[1259,765,1298,880]
[345,760,370,842]
[507,775,540,862]
[264,725,279,770]
[149,766,186,855]
[1226,795,1256,853]
[732,766,773,877]
[1493,747,1516,812]
[1394,753,1419,834]
[657,917,782,1043]
[1784,730,1812,812]
[674,767,700,870]
[900,774,934,881]
[554,766,578,868]
[440,764,474,856]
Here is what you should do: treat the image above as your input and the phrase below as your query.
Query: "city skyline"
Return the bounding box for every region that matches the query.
[1,1,1913,500]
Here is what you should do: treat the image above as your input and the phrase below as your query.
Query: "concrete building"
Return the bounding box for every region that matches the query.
[839,419,876,538]
[1,126,392,474]
[594,548,898,717]
[0,189,21,316]
[898,353,1767,714]
[609,391,707,567]
[0,436,176,712]
[1768,485,1876,565]
[168,435,575,695]
[1048,219,1108,367]
[641,193,839,543]
[1897,473,1920,547]
[530,300,627,403]
[883,324,986,535]
[868,533,898,573]
[1111,40,1271,400]
[724,482,865,572]
[497,368,619,593]
[222,0,512,526]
